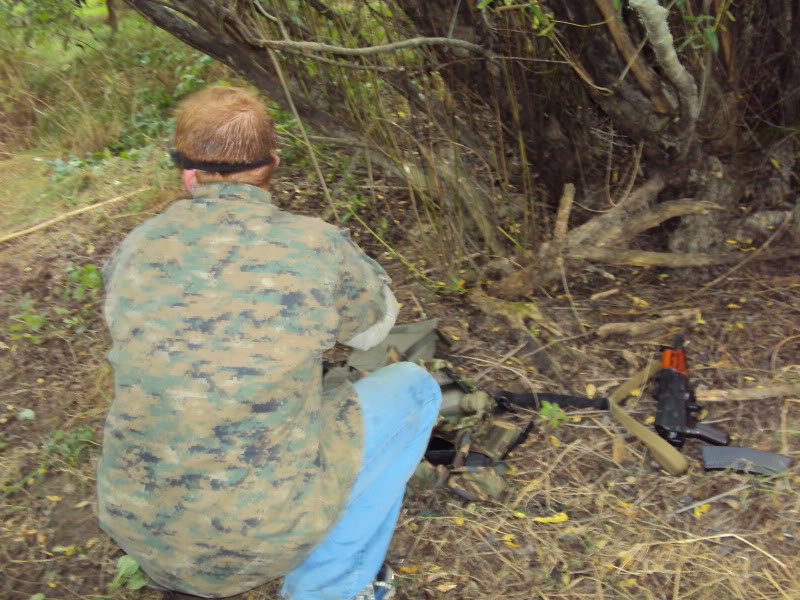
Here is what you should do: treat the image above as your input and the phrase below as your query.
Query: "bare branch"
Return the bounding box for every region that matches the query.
[248,36,493,59]
[569,246,800,267]
[629,0,699,153]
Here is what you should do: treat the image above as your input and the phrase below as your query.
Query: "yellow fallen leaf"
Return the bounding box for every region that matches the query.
[585,383,597,398]
[769,157,781,170]
[533,512,569,524]
[725,239,738,244]
[399,566,419,574]
[452,517,465,526]
[629,295,650,307]
[644,416,655,424]
[549,435,561,447]
[693,503,711,518]
[698,409,709,420]
[570,416,582,423]
[503,540,520,548]
[743,376,755,381]
[736,322,745,329]
[616,550,635,567]
[501,533,515,542]
[46,496,62,502]
[622,577,637,587]
[630,388,641,397]
[511,511,528,518]
[727,303,741,309]
[37,467,49,474]
[435,583,457,593]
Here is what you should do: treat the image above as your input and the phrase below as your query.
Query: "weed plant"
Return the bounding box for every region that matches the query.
[0,9,231,157]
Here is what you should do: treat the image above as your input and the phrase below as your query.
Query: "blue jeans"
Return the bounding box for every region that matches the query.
[281,362,441,600]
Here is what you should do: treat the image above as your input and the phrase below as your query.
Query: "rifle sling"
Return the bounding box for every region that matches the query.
[609,363,688,476]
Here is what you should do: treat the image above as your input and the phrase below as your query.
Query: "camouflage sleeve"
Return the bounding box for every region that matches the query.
[333,229,394,347]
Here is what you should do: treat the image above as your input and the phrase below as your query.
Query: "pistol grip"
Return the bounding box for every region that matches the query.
[688,422,729,446]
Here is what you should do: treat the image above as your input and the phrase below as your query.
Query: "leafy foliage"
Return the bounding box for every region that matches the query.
[6,263,103,345]
[539,400,569,428]
[109,555,148,591]
[45,426,95,466]
[0,0,88,44]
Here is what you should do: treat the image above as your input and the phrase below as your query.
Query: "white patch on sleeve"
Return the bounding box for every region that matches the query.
[345,286,399,351]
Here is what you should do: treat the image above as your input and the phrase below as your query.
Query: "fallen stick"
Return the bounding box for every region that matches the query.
[569,246,800,267]
[696,383,800,402]
[597,309,696,338]
[0,187,148,245]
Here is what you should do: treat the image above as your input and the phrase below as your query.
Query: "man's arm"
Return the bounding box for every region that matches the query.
[345,285,399,351]
[333,230,398,351]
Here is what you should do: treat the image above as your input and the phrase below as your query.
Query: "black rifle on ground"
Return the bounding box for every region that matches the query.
[654,338,729,449]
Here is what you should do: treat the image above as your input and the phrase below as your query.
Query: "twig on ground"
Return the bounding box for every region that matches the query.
[597,309,696,338]
[0,188,148,244]
[474,340,528,383]
[404,289,428,320]
[569,246,800,267]
[695,383,800,402]
[770,334,800,371]
[670,483,752,516]
[590,287,620,301]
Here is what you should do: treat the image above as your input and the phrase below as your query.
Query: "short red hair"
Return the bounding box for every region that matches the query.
[174,86,278,186]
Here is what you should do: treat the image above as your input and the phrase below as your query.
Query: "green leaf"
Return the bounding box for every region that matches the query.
[703,27,719,53]
[612,0,621,11]
[115,555,140,579]
[127,570,148,590]
[477,0,494,7]
[30,594,46,600]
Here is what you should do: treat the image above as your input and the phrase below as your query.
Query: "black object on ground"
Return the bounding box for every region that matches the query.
[702,446,793,475]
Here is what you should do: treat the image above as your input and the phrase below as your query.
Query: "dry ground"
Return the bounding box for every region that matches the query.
[1,160,798,600]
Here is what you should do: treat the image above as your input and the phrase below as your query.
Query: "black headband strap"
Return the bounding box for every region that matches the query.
[170,149,273,173]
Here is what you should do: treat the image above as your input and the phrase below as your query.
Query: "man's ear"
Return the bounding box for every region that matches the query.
[271,153,280,169]
[182,169,198,192]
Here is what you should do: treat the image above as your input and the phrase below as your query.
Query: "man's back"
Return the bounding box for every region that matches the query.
[97,182,383,596]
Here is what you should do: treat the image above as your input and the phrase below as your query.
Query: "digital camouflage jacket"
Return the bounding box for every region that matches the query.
[97,182,389,597]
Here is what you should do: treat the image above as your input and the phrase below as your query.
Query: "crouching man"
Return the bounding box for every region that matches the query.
[97,86,441,600]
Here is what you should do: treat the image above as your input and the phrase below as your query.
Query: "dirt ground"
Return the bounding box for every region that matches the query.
[1,163,798,600]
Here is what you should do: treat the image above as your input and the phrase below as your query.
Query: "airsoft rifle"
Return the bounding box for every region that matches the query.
[654,339,729,449]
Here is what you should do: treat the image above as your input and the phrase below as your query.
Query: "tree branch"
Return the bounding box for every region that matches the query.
[569,246,800,267]
[248,35,493,59]
[629,0,699,154]
[618,199,721,239]
[594,0,672,113]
